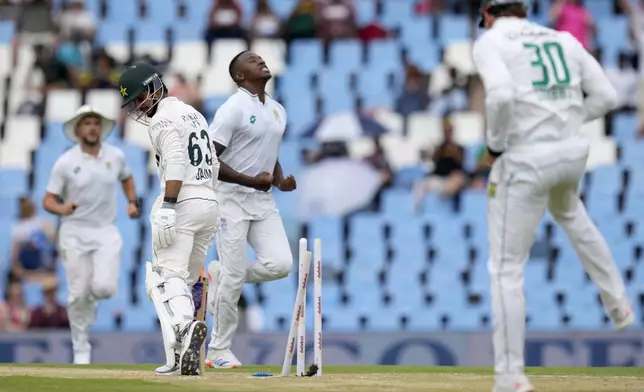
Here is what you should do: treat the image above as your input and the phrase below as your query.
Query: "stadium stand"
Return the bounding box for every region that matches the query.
[0,0,642,335]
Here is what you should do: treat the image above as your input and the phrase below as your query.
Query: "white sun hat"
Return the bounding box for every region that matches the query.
[63,105,116,143]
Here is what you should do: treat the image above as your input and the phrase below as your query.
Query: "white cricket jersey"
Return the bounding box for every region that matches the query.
[46,144,131,227]
[148,97,219,201]
[472,17,617,155]
[209,87,287,194]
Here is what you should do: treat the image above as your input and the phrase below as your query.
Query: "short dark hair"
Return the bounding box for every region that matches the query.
[229,51,248,83]
[488,3,528,19]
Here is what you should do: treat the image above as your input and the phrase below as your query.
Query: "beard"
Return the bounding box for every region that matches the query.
[80,136,100,146]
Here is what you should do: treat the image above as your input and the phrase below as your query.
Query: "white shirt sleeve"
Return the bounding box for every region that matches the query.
[473,34,514,154]
[155,118,188,182]
[210,104,239,148]
[573,36,618,122]
[46,158,66,195]
[117,149,132,182]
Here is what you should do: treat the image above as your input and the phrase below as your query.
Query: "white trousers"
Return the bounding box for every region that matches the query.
[59,223,122,356]
[151,197,219,286]
[487,138,628,383]
[210,191,292,350]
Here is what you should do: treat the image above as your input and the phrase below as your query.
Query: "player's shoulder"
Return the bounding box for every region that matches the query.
[267,94,286,113]
[148,115,174,135]
[102,143,125,159]
[55,145,80,165]
[216,91,247,117]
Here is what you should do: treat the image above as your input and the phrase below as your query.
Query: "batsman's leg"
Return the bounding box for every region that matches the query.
[548,165,633,330]
[488,160,546,392]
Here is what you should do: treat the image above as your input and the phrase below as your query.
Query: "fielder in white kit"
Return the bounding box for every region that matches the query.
[474,1,634,391]
[43,105,140,364]
[117,63,219,376]
[206,51,295,368]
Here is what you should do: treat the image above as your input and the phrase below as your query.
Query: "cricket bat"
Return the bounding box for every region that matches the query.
[194,266,209,376]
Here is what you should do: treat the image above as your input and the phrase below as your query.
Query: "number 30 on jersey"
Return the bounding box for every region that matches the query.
[189,130,213,181]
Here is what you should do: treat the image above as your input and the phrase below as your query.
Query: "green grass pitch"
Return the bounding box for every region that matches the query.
[0,364,643,391]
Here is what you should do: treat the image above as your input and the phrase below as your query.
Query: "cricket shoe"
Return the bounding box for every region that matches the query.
[206,260,221,315]
[178,320,208,376]
[493,375,535,392]
[155,353,180,376]
[610,305,635,331]
[73,351,91,365]
[206,348,242,369]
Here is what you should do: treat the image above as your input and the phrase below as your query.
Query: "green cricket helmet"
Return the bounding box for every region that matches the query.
[117,62,165,125]
[478,0,526,28]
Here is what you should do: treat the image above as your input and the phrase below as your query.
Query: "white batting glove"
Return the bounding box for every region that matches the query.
[152,204,177,249]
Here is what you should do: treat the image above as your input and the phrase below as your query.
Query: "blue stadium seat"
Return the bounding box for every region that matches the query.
[596,18,628,67]
[267,0,297,18]
[329,40,362,72]
[318,73,355,115]
[357,66,395,108]
[0,196,19,220]
[400,17,433,46]
[308,217,343,269]
[0,170,28,197]
[119,143,148,194]
[380,0,414,28]
[367,40,400,71]
[204,96,229,119]
[355,0,377,25]
[439,15,469,42]
[393,166,427,189]
[612,113,638,143]
[381,189,416,216]
[144,0,176,24]
[290,40,323,73]
[96,22,129,45]
[405,40,440,72]
[105,0,140,25]
[0,21,15,44]
[135,22,168,43]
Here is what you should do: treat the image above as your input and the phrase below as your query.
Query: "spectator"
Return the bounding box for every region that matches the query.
[204,0,246,47]
[618,0,644,136]
[28,277,69,330]
[88,49,119,89]
[550,0,594,50]
[316,0,357,42]
[33,43,76,90]
[357,20,389,43]
[395,64,429,116]
[250,0,281,39]
[283,0,317,43]
[470,146,493,190]
[413,117,466,207]
[9,197,56,283]
[55,0,96,42]
[169,73,204,115]
[605,53,638,111]
[0,282,30,332]
[364,139,394,189]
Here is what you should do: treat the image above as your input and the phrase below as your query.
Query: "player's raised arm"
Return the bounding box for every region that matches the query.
[575,38,618,122]
[43,158,77,216]
[209,104,273,191]
[473,35,514,157]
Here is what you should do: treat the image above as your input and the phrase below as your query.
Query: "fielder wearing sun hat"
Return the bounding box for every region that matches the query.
[63,105,116,143]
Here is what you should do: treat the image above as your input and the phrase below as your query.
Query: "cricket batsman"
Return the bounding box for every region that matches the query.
[117,63,219,375]
[475,1,634,390]
[205,51,295,368]
[43,105,140,364]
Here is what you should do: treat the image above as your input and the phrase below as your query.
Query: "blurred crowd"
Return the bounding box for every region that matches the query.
[1,0,643,332]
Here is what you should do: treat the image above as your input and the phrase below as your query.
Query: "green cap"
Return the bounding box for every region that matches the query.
[478,0,525,27]
[117,62,163,108]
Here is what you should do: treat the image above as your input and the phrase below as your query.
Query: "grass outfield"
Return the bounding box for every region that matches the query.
[1,364,643,391]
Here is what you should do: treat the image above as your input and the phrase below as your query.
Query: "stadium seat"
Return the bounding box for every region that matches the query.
[251,39,287,75]
[45,90,82,122]
[451,111,484,146]
[170,41,208,79]
[408,113,443,147]
[86,90,122,121]
[329,40,363,72]
[380,134,422,170]
[289,40,323,73]
[439,15,470,42]
[0,169,28,197]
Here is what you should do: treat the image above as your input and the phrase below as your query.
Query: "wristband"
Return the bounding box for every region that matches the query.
[128,200,138,205]
[487,147,503,158]
[162,197,177,209]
